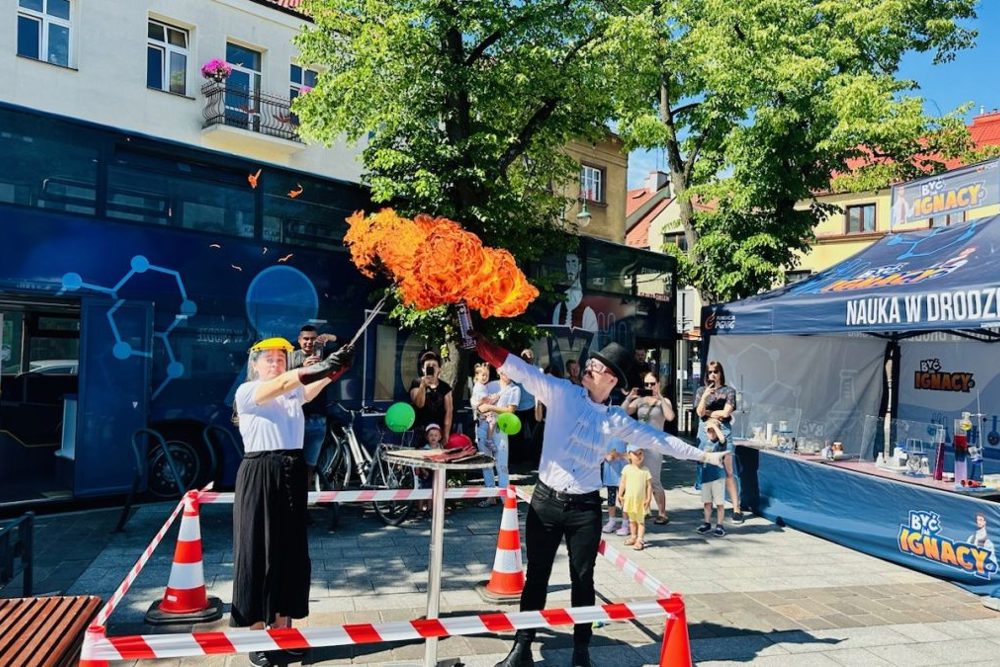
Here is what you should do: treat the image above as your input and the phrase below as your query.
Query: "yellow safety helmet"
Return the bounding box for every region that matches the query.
[248,337,294,354]
[246,337,293,381]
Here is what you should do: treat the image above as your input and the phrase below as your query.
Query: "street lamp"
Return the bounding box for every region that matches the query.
[576,193,592,228]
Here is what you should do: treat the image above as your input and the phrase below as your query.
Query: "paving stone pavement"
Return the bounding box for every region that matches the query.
[6,459,1000,665]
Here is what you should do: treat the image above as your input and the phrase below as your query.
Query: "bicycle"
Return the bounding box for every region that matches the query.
[315,404,416,526]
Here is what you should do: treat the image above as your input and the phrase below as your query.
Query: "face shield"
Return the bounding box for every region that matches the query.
[246,337,293,381]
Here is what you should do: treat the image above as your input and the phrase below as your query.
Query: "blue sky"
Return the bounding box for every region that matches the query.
[627,2,1000,188]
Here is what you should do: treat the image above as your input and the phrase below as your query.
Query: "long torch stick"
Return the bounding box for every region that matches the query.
[347,294,389,347]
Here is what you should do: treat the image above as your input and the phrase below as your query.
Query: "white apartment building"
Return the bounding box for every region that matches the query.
[5,0,364,183]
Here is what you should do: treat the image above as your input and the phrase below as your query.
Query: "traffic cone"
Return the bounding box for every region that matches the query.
[659,593,692,667]
[78,625,110,667]
[145,491,223,624]
[475,485,525,604]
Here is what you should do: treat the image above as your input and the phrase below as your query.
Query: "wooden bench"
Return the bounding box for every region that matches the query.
[0,595,102,667]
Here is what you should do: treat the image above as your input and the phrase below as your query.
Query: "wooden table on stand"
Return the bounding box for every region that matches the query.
[384,452,495,667]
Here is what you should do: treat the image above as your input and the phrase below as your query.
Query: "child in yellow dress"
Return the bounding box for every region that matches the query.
[617,445,653,550]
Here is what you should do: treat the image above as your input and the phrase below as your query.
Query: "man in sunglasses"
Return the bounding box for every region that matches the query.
[475,333,726,667]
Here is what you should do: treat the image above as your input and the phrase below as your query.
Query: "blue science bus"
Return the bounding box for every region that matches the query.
[0,102,381,506]
[0,103,678,508]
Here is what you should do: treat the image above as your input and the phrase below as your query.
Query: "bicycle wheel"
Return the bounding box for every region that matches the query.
[315,437,350,530]
[315,436,349,492]
[147,440,201,499]
[370,452,415,526]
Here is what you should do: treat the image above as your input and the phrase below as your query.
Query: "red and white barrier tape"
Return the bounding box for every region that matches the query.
[197,485,507,504]
[598,540,672,598]
[94,483,214,626]
[511,488,672,598]
[83,599,675,660]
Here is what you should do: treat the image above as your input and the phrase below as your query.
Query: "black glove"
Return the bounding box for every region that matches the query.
[298,345,354,385]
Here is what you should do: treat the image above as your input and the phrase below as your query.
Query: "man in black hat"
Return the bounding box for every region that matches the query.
[475,334,726,667]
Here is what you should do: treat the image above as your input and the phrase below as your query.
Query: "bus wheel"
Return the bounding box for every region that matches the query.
[147,440,202,499]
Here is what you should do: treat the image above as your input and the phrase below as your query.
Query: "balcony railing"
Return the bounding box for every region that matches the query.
[202,81,302,143]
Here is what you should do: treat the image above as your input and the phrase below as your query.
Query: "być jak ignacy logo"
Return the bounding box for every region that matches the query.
[913,358,974,392]
[898,510,997,580]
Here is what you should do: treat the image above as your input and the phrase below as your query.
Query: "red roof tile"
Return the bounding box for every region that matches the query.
[970,111,1000,146]
[626,187,655,217]
[827,113,1000,190]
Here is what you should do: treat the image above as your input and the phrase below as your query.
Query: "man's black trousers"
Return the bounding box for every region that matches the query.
[516,482,602,647]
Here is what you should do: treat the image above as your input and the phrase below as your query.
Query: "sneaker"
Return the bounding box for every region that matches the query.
[713,525,726,537]
[696,522,712,535]
[731,512,745,524]
[616,521,631,536]
[602,518,618,533]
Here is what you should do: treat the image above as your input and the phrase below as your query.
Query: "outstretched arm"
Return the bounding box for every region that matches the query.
[254,345,353,405]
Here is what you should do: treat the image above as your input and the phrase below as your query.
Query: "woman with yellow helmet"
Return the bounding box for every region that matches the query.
[231,336,353,666]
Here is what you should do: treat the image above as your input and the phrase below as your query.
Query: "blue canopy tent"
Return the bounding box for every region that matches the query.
[703,215,1000,339]
[700,216,1000,597]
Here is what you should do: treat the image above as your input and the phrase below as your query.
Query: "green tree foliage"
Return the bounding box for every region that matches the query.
[294,0,624,342]
[294,1,616,257]
[608,0,978,302]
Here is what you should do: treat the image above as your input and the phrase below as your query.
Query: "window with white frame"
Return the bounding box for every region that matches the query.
[580,165,603,203]
[147,19,189,95]
[289,64,318,100]
[17,0,72,67]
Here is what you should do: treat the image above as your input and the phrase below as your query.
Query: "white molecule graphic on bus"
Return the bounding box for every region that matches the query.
[60,255,196,399]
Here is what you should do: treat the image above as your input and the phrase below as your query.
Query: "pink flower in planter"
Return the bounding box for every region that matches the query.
[201,59,233,81]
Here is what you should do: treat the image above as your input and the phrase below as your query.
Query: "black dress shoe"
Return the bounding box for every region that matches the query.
[572,645,593,667]
[494,639,534,666]
[248,651,279,667]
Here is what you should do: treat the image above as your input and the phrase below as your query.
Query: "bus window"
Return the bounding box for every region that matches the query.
[2,311,24,375]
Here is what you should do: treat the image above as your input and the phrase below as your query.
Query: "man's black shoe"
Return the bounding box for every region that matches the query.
[731,512,745,524]
[248,651,281,667]
[572,645,593,667]
[494,639,534,666]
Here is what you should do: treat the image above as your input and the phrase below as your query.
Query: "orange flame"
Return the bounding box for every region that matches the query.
[345,209,538,318]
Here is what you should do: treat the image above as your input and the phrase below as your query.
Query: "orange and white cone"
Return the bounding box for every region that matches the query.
[659,593,693,667]
[475,485,525,604]
[145,491,223,624]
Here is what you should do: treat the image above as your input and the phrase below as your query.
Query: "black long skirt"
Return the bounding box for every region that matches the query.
[231,449,310,627]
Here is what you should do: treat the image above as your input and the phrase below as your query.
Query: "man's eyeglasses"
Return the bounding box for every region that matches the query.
[584,358,612,376]
[643,382,656,387]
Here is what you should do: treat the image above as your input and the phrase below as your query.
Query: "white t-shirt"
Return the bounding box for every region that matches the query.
[235,381,306,453]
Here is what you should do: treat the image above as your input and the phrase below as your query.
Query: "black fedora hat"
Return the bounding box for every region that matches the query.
[589,342,632,390]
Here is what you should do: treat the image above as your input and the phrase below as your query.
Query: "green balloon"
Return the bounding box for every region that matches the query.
[497,412,522,435]
[385,402,416,433]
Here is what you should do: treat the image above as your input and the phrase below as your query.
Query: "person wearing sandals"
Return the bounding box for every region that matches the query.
[696,419,729,537]
[600,440,627,535]
[694,360,743,523]
[623,372,675,525]
[617,445,652,550]
[473,334,726,667]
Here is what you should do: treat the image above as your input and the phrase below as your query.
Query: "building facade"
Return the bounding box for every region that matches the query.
[7,0,364,183]
[563,133,629,243]
[793,110,1000,279]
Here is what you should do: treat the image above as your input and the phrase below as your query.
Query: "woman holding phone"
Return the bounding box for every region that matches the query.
[694,360,743,523]
[409,350,453,444]
[624,372,675,524]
